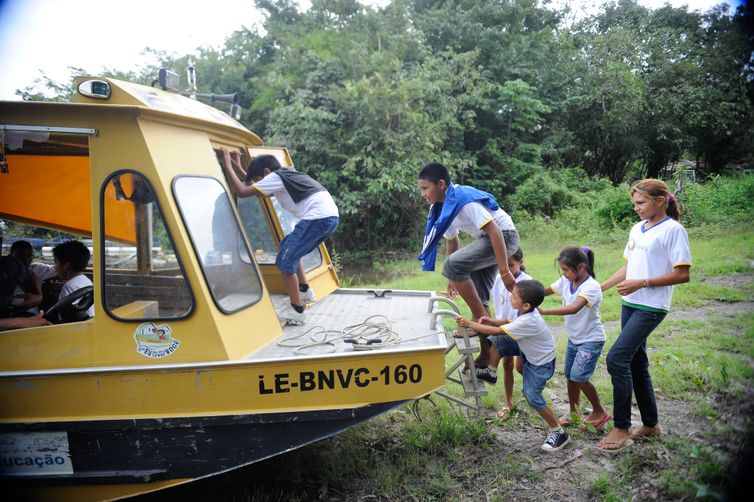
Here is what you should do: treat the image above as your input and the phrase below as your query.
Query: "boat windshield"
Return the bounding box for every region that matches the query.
[173,176,263,313]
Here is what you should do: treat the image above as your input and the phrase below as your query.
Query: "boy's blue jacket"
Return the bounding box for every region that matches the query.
[418,183,500,272]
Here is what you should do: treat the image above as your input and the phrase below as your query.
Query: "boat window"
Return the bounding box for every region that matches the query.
[101,172,193,320]
[237,197,278,264]
[173,176,263,313]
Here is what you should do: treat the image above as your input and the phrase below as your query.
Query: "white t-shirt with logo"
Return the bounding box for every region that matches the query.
[501,310,555,366]
[253,172,339,220]
[444,202,516,240]
[623,218,692,311]
[491,270,532,322]
[60,274,94,318]
[550,275,606,344]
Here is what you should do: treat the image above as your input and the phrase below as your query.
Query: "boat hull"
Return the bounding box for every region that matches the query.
[2,400,408,499]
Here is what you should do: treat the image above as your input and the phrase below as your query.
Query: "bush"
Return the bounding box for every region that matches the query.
[681,173,754,227]
[594,184,635,229]
[511,171,574,217]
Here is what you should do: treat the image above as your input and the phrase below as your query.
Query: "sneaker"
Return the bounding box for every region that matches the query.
[300,288,316,304]
[277,304,306,325]
[475,366,498,385]
[541,429,570,452]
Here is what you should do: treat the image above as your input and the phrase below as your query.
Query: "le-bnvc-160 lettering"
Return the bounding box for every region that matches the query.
[258,364,423,394]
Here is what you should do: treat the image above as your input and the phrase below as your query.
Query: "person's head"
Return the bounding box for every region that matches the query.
[508,248,525,275]
[53,240,90,279]
[511,279,545,314]
[557,246,595,281]
[10,240,34,268]
[630,178,680,221]
[417,162,451,205]
[244,155,282,184]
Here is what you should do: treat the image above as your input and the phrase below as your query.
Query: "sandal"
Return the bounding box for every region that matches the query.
[496,406,513,421]
[586,414,612,430]
[453,328,479,339]
[597,437,634,453]
[629,425,661,440]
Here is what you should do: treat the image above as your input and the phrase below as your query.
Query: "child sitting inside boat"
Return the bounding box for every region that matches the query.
[53,240,94,319]
[456,280,570,452]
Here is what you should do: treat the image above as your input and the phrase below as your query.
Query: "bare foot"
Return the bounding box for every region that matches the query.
[630,424,661,440]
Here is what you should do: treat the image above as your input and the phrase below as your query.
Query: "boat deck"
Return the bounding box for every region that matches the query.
[250,288,448,360]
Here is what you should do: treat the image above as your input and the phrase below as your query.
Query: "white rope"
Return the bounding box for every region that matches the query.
[276,314,444,355]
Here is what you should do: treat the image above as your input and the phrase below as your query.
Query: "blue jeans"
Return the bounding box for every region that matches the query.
[276,217,339,274]
[490,333,521,358]
[564,340,604,382]
[606,304,666,430]
[521,354,555,412]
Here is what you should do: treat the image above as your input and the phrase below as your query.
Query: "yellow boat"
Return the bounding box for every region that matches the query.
[0,75,447,500]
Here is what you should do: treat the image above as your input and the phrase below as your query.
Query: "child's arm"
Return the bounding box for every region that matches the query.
[543,286,555,296]
[228,149,247,180]
[481,222,514,292]
[220,148,263,198]
[601,265,626,292]
[456,316,504,337]
[477,315,509,327]
[444,237,460,298]
[539,296,588,316]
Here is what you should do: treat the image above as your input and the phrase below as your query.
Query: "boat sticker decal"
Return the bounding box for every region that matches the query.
[0,432,73,476]
[134,322,180,358]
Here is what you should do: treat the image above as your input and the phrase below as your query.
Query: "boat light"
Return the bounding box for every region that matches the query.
[157,69,181,93]
[78,80,111,99]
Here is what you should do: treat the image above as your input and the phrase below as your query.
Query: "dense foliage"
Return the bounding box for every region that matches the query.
[18,0,754,255]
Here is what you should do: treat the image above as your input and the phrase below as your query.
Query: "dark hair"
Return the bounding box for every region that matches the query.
[557,246,596,279]
[510,247,526,272]
[10,240,32,255]
[245,155,282,184]
[418,162,451,185]
[515,280,545,311]
[631,178,681,221]
[53,240,90,272]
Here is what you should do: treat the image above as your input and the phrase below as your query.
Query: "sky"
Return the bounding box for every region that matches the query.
[0,0,744,101]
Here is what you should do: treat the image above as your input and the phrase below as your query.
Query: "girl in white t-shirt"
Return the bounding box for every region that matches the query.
[540,246,609,430]
[597,179,691,453]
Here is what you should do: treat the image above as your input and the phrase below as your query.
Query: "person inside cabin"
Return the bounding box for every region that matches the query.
[8,240,57,316]
[220,148,339,326]
[0,252,43,318]
[53,240,95,319]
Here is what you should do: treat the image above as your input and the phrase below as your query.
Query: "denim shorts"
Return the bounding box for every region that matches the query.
[564,340,604,383]
[489,333,521,358]
[276,216,339,274]
[521,354,555,411]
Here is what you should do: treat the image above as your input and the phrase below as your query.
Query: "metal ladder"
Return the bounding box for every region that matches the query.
[428,295,487,412]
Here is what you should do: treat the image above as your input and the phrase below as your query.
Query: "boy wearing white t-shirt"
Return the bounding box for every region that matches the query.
[53,240,94,319]
[221,150,339,325]
[458,280,570,452]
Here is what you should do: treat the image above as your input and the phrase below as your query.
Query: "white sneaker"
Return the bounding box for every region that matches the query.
[277,304,306,325]
[300,288,316,304]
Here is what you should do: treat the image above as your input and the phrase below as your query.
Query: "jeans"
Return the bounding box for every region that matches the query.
[521,354,555,412]
[276,217,339,274]
[564,340,604,382]
[606,304,666,430]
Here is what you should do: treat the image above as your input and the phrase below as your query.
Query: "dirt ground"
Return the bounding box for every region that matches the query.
[139,274,753,501]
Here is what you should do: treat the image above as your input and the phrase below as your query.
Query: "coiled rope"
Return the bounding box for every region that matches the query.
[277,314,444,355]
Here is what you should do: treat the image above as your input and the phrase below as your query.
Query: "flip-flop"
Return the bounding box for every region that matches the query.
[629,425,661,441]
[496,406,513,420]
[596,437,634,453]
[587,414,612,430]
[453,328,479,339]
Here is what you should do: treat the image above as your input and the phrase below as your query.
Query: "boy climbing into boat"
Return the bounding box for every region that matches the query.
[220,149,339,325]
[417,162,520,365]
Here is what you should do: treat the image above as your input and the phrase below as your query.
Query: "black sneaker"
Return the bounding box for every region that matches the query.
[475,366,498,385]
[541,429,570,452]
